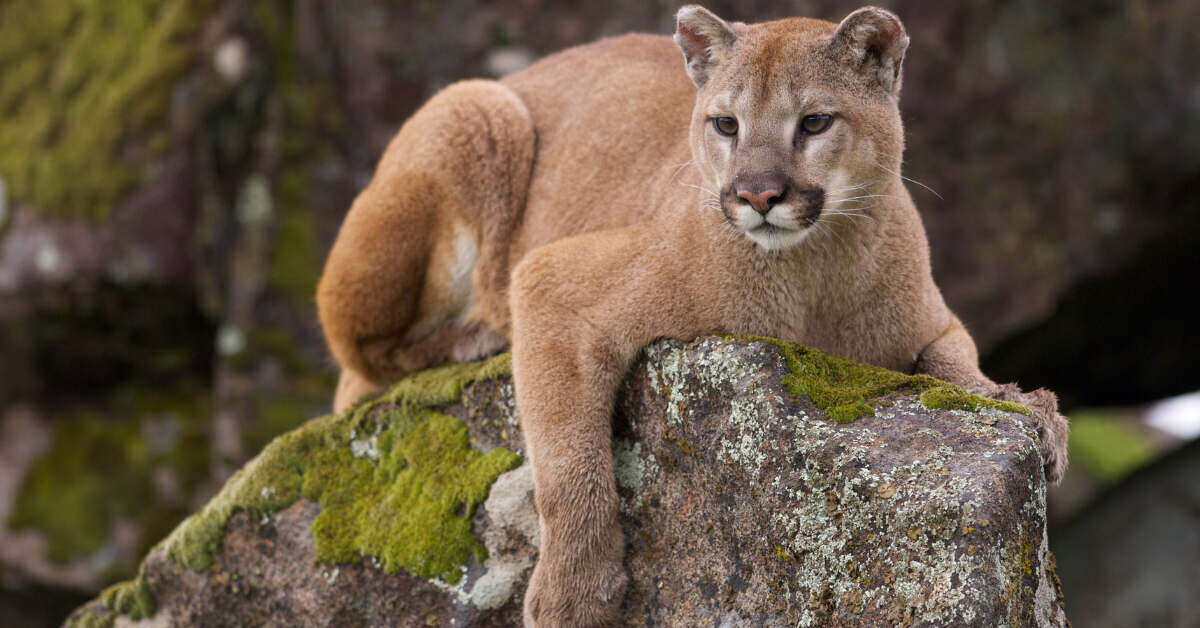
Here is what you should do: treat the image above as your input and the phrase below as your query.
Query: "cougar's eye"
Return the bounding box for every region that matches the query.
[712,117,738,137]
[800,114,834,135]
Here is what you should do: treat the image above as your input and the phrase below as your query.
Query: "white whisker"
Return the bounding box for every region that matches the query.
[824,210,875,223]
[873,161,943,200]
[828,194,904,203]
[679,181,720,198]
[667,159,694,185]
[831,181,873,193]
[819,221,844,248]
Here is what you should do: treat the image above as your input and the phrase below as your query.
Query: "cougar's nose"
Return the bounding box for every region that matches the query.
[737,189,785,214]
[735,175,788,215]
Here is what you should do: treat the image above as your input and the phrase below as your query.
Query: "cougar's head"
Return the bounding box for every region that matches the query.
[675,5,909,251]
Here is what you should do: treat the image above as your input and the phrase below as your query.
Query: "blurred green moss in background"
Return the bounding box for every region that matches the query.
[0,0,213,219]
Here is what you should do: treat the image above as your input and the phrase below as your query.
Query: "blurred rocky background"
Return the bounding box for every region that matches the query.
[0,0,1196,625]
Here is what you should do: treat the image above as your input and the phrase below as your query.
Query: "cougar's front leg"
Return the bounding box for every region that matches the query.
[510,287,630,626]
[508,228,709,627]
[915,315,1069,483]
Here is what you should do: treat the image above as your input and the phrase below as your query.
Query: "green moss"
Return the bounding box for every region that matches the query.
[7,381,211,565]
[306,410,521,582]
[64,606,117,628]
[372,353,513,411]
[1068,409,1153,483]
[99,573,155,620]
[919,387,1030,415]
[0,0,211,218]
[732,335,1028,423]
[65,568,155,628]
[160,352,520,586]
[825,400,878,424]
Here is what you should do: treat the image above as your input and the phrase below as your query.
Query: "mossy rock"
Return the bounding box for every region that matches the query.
[734,335,1028,423]
[66,353,521,627]
[67,338,1061,626]
[161,354,520,578]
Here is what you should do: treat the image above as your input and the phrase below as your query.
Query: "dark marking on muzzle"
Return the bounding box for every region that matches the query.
[794,188,825,224]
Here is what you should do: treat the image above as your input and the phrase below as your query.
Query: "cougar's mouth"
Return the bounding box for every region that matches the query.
[752,207,820,233]
[751,222,788,235]
[744,218,814,251]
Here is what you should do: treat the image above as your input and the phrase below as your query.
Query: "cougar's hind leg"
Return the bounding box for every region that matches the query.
[317,80,535,411]
[387,80,535,365]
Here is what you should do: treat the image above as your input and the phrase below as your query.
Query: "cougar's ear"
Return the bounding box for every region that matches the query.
[830,7,909,96]
[674,5,738,88]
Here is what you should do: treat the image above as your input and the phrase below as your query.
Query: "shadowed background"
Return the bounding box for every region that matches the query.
[1,1,1197,625]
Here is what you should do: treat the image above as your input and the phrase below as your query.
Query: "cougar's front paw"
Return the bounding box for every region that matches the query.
[1023,387,1070,484]
[523,552,627,627]
[980,383,1070,484]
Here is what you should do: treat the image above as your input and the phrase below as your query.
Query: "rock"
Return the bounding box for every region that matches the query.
[66,337,1067,627]
[616,339,1067,626]
[1053,438,1200,627]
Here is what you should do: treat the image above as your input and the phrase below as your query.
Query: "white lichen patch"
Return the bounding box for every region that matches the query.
[1033,525,1067,625]
[321,567,339,584]
[650,340,805,480]
[649,340,777,433]
[718,395,777,473]
[482,464,539,548]
[431,565,472,603]
[349,423,382,461]
[468,555,532,609]
[613,439,660,514]
[653,346,691,429]
[437,463,541,611]
[495,382,520,427]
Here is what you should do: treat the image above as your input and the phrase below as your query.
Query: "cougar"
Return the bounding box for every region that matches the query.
[316,5,1070,624]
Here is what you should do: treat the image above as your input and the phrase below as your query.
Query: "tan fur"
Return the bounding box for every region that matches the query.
[316,6,1069,625]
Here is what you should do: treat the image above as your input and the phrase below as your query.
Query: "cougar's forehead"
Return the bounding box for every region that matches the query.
[703,20,841,114]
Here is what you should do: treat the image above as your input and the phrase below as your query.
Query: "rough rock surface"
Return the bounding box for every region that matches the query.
[67,337,1066,626]
[616,340,1067,626]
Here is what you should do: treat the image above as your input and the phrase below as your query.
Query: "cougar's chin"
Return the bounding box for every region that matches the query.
[745,222,812,251]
